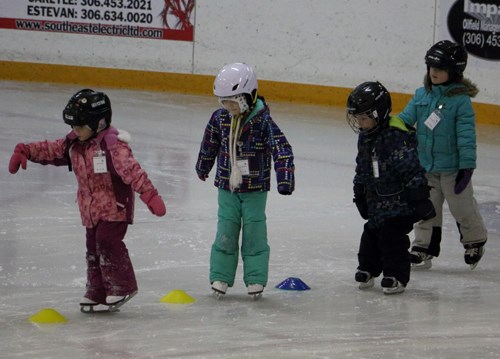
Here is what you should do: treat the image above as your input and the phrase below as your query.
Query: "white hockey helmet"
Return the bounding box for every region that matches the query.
[214,63,258,113]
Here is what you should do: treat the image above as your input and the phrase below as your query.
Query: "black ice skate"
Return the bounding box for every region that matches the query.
[464,242,486,270]
[381,277,405,295]
[410,250,433,270]
[355,270,375,289]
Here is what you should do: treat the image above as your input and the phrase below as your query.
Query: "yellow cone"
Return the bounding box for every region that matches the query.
[29,308,68,324]
[160,290,196,304]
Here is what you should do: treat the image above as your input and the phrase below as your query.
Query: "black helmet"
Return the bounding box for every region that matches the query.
[63,89,112,132]
[346,81,392,134]
[425,40,467,74]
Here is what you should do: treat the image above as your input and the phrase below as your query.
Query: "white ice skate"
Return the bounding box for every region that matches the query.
[247,284,264,301]
[80,291,137,313]
[212,281,228,300]
[79,296,100,313]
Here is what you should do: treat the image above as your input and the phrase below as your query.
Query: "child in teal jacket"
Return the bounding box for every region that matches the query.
[398,40,487,270]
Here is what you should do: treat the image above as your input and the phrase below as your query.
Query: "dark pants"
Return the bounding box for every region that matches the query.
[357,218,413,286]
[85,221,137,303]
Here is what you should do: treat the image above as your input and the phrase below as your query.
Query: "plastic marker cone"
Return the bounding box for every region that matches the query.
[275,277,311,291]
[160,290,196,304]
[29,308,68,324]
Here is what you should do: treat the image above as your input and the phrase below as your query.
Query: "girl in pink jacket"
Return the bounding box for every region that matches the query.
[9,89,166,312]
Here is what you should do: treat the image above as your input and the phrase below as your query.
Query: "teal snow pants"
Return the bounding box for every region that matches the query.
[210,189,270,287]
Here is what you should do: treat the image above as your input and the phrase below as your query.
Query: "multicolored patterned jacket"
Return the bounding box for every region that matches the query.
[354,117,429,228]
[27,127,156,228]
[196,97,295,193]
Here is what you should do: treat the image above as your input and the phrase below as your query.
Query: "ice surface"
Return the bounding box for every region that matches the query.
[1,81,499,358]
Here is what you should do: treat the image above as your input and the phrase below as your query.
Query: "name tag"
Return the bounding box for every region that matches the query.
[372,157,379,178]
[424,111,442,130]
[93,150,108,174]
[236,159,250,175]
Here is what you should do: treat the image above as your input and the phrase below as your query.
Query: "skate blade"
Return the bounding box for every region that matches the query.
[358,278,375,290]
[107,291,137,311]
[469,262,479,270]
[212,290,225,300]
[250,293,262,301]
[80,304,120,314]
[382,287,405,295]
[411,261,432,270]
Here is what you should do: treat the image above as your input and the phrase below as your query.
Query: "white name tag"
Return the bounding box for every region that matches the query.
[424,111,442,130]
[372,157,379,178]
[236,159,250,175]
[93,151,108,173]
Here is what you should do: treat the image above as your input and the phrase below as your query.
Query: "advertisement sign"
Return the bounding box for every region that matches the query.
[443,0,500,61]
[0,0,194,41]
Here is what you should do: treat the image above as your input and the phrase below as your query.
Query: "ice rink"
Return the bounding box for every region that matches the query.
[1,81,499,359]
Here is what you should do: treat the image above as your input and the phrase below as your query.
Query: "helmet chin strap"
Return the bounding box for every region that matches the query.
[83,119,107,141]
[218,94,249,114]
[93,118,108,134]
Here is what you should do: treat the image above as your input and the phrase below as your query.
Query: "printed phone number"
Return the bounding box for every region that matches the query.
[80,0,152,10]
[81,9,153,23]
[463,32,500,48]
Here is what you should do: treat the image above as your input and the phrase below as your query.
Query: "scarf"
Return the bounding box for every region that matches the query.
[229,114,243,191]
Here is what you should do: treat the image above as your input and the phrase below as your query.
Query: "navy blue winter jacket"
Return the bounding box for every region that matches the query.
[354,117,429,227]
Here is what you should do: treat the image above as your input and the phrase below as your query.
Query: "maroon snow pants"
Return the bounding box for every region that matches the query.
[84,221,138,303]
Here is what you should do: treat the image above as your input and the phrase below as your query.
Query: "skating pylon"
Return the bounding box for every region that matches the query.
[160,290,196,304]
[275,277,311,291]
[28,308,68,324]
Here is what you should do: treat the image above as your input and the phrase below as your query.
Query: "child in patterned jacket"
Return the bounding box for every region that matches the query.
[347,81,435,295]
[196,63,295,300]
[8,89,166,312]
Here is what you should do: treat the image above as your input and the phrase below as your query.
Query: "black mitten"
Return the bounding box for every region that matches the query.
[353,184,368,219]
[278,185,292,195]
[415,199,436,221]
[409,187,436,221]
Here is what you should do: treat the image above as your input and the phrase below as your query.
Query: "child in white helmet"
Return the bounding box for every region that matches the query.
[196,63,295,299]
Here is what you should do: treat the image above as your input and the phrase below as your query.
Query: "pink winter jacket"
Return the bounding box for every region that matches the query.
[27,126,156,228]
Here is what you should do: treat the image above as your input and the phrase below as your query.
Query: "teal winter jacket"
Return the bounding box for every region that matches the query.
[398,78,478,173]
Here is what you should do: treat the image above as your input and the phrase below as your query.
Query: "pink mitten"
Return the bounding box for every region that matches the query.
[9,143,30,174]
[140,190,166,217]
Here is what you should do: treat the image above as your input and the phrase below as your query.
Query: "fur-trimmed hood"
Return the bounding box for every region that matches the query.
[424,76,479,98]
[117,129,131,143]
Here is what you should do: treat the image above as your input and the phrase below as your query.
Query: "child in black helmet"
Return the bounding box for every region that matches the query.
[8,89,166,312]
[398,40,488,270]
[347,81,435,294]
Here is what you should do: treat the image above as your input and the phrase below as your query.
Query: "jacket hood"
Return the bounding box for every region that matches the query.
[424,76,479,98]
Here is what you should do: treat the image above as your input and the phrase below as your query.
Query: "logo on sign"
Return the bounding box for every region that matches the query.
[448,0,500,60]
